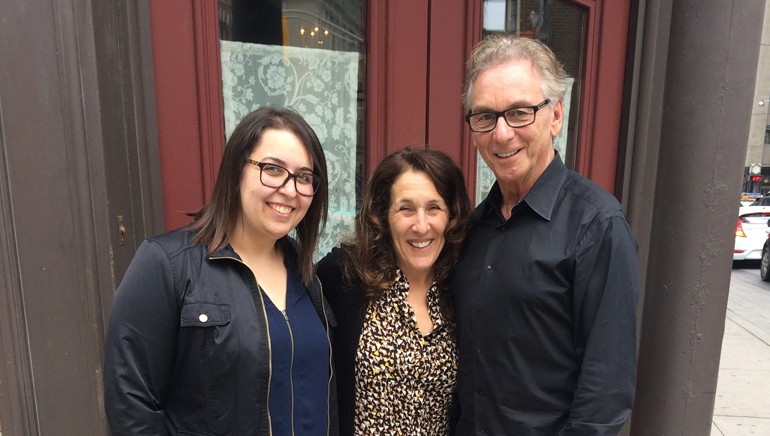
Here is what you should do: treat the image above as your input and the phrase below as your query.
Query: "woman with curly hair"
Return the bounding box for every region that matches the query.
[317,147,472,435]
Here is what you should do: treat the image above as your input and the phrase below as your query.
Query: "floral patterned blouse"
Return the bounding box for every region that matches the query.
[354,270,457,435]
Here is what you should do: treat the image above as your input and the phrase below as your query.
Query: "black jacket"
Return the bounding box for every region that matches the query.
[316,247,367,436]
[103,229,338,436]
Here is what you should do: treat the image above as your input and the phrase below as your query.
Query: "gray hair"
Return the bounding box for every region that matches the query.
[462,34,567,112]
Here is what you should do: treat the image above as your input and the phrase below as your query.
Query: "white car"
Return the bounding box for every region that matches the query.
[734,206,770,261]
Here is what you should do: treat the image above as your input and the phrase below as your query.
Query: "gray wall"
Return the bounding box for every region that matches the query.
[0,0,161,434]
[625,0,765,434]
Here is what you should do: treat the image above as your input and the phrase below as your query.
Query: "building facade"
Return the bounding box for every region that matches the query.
[745,0,770,193]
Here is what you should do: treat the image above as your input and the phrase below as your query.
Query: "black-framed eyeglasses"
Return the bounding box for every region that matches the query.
[465,98,551,133]
[246,159,319,197]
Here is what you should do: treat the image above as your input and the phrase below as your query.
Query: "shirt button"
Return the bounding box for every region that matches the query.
[486,265,492,270]
[199,314,209,323]
[480,429,487,435]
[478,389,484,396]
[476,348,481,355]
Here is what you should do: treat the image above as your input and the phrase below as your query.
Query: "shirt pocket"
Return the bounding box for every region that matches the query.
[178,302,235,365]
[180,302,231,327]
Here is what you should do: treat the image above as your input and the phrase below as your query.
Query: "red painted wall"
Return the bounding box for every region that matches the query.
[149,0,629,225]
[149,0,224,231]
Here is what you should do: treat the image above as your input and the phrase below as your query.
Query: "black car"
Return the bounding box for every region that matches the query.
[761,222,770,281]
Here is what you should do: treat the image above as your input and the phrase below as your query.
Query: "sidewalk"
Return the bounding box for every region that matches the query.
[712,310,770,434]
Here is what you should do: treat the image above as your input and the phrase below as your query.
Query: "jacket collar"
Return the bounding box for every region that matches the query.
[206,237,299,261]
[209,244,238,259]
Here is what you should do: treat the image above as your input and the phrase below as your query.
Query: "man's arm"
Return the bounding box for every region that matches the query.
[564,214,639,435]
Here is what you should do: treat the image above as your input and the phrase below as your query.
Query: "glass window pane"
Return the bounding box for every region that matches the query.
[476,0,585,204]
[218,0,365,258]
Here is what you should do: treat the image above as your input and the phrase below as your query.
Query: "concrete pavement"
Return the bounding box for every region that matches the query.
[712,266,770,435]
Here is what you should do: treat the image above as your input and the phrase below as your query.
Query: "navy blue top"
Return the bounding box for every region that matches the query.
[264,259,330,435]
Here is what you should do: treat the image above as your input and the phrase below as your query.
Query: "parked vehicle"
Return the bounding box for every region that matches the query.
[761,236,770,281]
[741,192,762,207]
[734,206,770,261]
[750,195,770,206]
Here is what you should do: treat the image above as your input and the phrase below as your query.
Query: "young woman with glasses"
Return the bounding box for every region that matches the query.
[103,107,337,435]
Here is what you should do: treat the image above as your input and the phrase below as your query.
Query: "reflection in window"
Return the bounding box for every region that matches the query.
[476,0,585,203]
[218,0,365,258]
[765,125,770,144]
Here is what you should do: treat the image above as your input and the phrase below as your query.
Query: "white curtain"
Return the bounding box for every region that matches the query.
[220,41,360,258]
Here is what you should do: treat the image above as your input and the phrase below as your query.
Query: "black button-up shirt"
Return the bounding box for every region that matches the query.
[452,156,639,435]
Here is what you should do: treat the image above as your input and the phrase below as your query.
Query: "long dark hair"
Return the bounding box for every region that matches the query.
[188,107,328,285]
[344,147,471,314]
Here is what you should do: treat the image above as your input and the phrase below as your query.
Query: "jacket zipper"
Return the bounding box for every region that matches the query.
[316,276,334,436]
[282,309,296,436]
[211,255,274,435]
[211,255,331,436]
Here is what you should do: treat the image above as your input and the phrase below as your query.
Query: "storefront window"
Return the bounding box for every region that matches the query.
[477,0,585,203]
[218,0,365,258]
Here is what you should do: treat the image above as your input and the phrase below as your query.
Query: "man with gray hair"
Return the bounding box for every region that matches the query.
[452,34,639,435]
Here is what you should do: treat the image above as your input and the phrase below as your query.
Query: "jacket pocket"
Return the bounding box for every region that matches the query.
[180,303,231,327]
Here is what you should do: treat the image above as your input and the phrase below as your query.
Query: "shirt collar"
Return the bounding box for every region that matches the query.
[389,269,445,328]
[479,152,568,222]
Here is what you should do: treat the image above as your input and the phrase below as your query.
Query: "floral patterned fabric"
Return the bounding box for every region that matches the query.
[220,41,360,258]
[354,270,457,435]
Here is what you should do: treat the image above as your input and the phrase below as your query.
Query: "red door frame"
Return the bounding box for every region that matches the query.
[365,1,430,174]
[149,0,223,230]
[426,1,484,190]
[575,0,631,193]
[364,0,481,174]
[149,0,630,228]
[365,0,629,198]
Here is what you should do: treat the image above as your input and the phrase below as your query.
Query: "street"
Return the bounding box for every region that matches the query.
[712,262,770,435]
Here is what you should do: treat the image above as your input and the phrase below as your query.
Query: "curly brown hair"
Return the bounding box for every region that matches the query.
[343,147,471,315]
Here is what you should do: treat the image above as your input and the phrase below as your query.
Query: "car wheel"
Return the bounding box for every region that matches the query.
[761,245,770,282]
